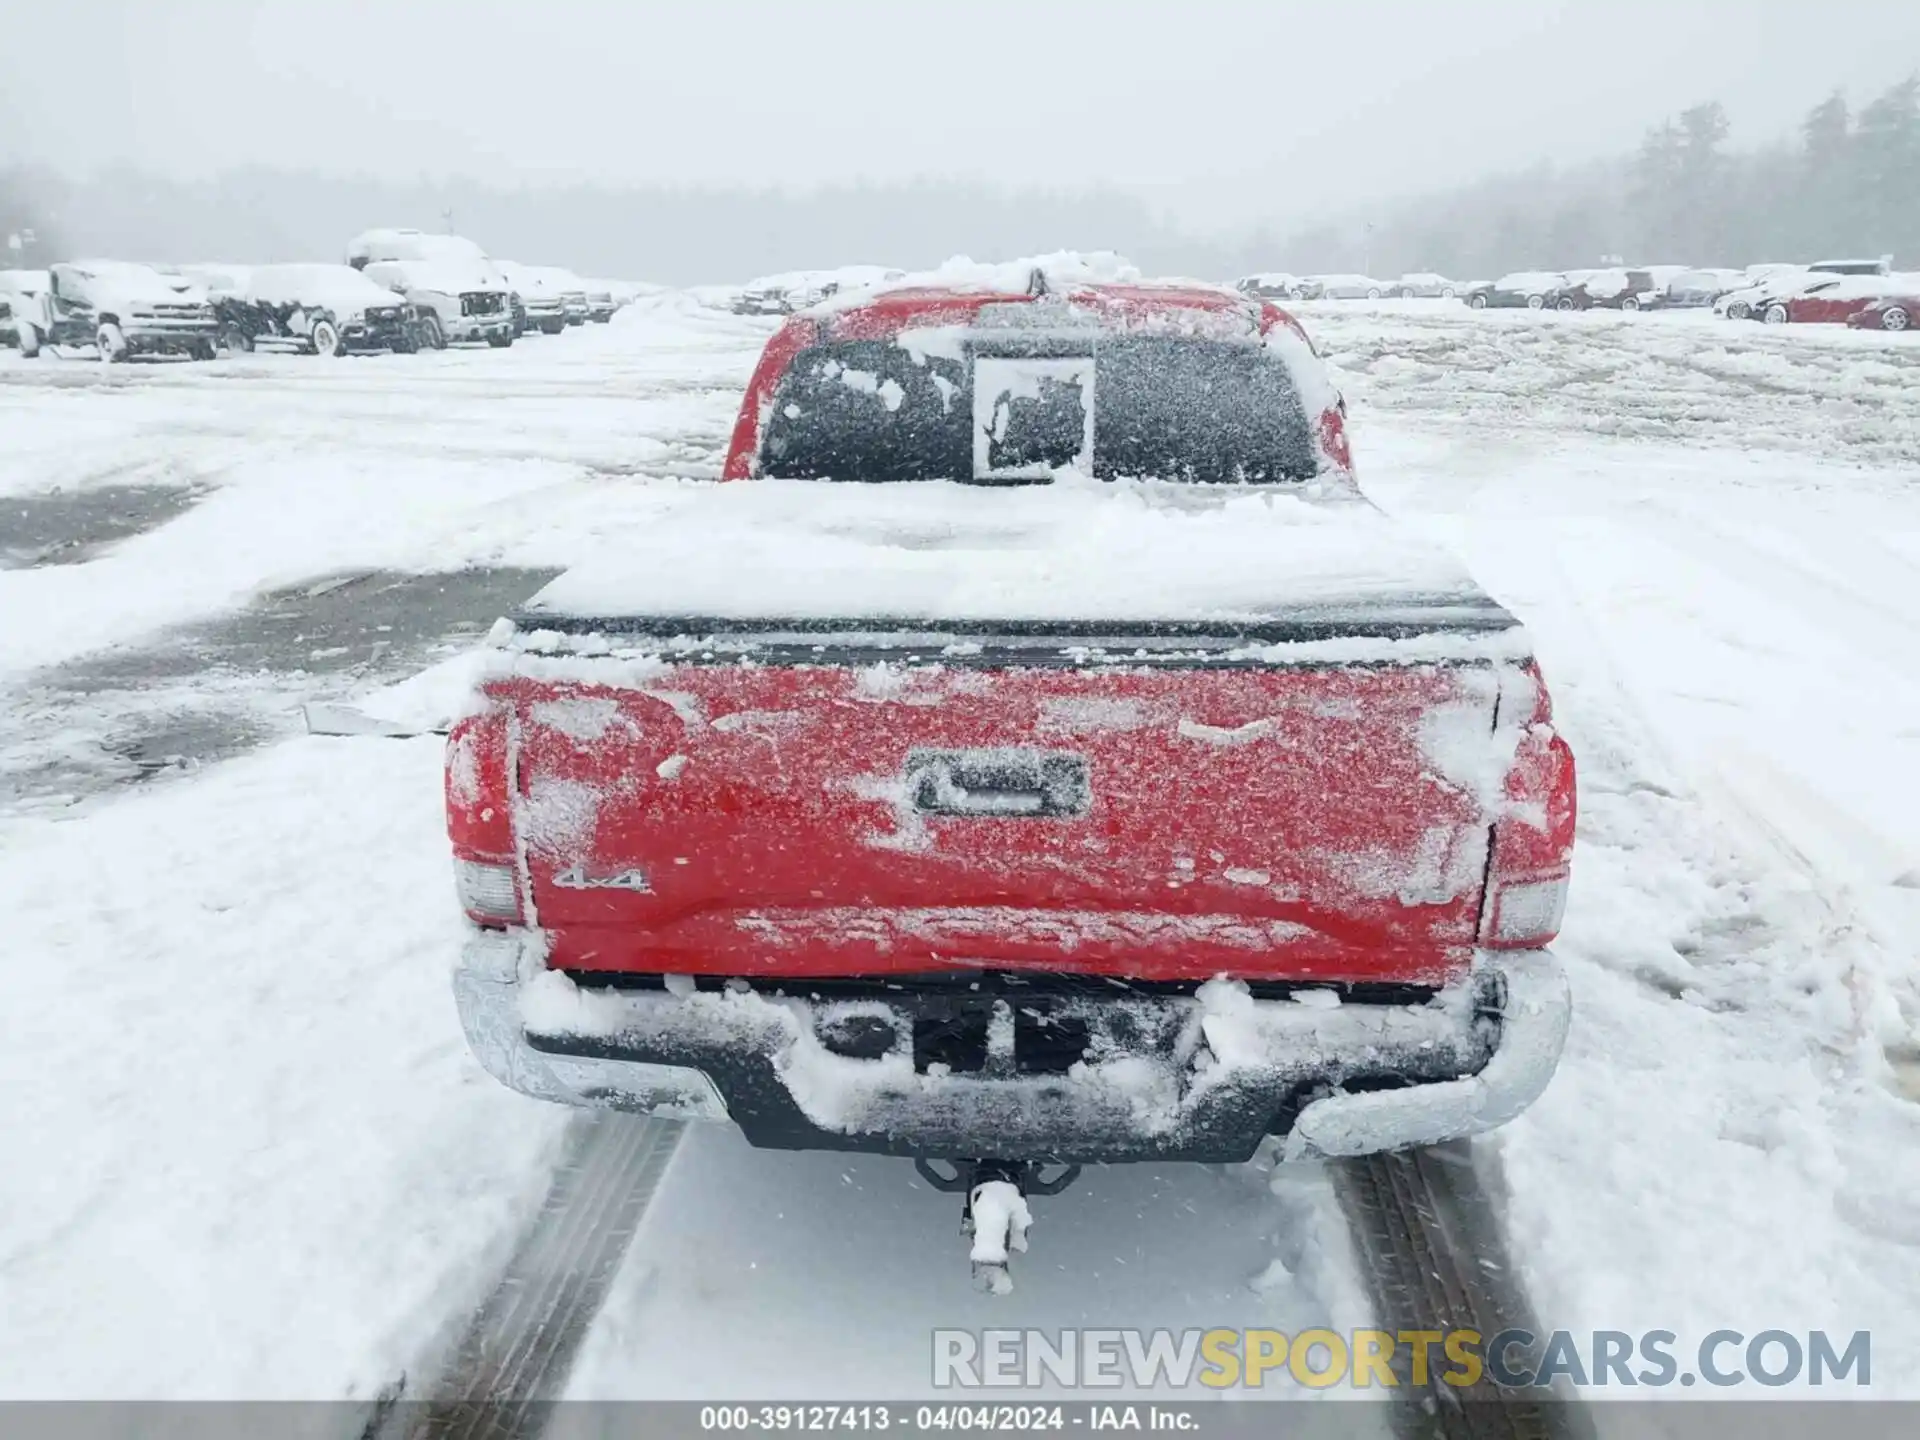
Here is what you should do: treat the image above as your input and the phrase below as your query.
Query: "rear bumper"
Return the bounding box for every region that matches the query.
[452,934,1569,1164]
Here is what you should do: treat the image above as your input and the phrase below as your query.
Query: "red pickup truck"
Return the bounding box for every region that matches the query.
[445,273,1575,1278]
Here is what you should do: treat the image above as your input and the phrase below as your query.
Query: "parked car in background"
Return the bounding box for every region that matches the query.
[1641,265,1691,298]
[583,281,616,323]
[1391,273,1460,298]
[361,260,514,347]
[1465,272,1566,309]
[731,282,790,315]
[1847,285,1919,332]
[222,264,417,354]
[1548,268,1660,312]
[1745,262,1805,285]
[1760,274,1915,326]
[1808,257,1893,277]
[18,261,218,361]
[730,267,908,316]
[545,269,591,325]
[1716,270,1827,321]
[498,262,569,334]
[1306,274,1387,299]
[1662,268,1749,308]
[0,268,49,347]
[1235,273,1307,301]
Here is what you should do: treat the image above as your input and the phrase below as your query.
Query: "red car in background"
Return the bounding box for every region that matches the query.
[1848,287,1919,332]
[1760,275,1910,325]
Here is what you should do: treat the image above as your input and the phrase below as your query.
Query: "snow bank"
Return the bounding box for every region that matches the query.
[0,738,563,1397]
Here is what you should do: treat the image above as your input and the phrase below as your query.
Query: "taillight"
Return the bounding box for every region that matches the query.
[1483,875,1570,948]
[1317,404,1354,476]
[447,701,521,925]
[1480,665,1577,950]
[453,859,521,924]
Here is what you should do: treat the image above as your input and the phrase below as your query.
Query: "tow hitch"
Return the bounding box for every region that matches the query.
[916,1159,1082,1294]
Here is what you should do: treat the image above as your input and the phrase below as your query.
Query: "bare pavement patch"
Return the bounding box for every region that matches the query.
[0,566,561,809]
[0,482,212,569]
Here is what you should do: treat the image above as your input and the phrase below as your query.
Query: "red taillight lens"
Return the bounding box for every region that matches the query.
[1317,404,1354,476]
[1481,670,1577,950]
[447,701,520,925]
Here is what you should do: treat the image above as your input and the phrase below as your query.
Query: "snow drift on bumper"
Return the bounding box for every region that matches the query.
[452,932,1569,1163]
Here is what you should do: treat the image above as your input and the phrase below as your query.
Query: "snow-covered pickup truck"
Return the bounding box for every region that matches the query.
[19,261,219,361]
[361,260,515,348]
[445,275,1576,1280]
[209,264,416,355]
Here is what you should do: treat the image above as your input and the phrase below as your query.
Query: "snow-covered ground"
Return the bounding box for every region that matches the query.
[3,300,1918,1402]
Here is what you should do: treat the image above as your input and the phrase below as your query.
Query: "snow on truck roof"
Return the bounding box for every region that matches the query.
[348,228,487,259]
[499,276,1471,635]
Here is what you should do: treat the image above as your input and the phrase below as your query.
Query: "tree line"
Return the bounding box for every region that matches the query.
[1269,77,1920,279]
[3,74,1915,285]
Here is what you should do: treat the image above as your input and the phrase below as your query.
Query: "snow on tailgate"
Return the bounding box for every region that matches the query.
[518,478,1495,626]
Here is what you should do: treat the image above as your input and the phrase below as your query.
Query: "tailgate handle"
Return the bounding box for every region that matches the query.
[906,749,1090,819]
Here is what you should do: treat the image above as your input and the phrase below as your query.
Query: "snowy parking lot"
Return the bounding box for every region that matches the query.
[3,298,1919,1409]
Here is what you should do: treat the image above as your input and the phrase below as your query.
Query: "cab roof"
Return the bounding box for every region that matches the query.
[806,279,1292,343]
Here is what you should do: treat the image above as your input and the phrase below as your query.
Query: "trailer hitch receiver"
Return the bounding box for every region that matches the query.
[915,1159,1082,1294]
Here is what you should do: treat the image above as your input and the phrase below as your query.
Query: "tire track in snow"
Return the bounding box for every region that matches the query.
[1336,1146,1592,1440]
[394,1115,685,1439]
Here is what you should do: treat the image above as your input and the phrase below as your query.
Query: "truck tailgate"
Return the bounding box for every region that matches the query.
[482,630,1527,986]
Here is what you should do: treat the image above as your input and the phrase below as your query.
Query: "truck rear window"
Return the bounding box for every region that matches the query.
[760,336,1318,484]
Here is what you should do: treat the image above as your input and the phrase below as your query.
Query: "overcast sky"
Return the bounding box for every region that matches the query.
[4,0,1918,232]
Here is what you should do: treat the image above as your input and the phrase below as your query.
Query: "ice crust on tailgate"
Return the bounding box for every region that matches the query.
[517,479,1504,629]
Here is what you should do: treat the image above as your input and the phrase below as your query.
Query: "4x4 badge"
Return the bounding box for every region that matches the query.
[551,864,651,892]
